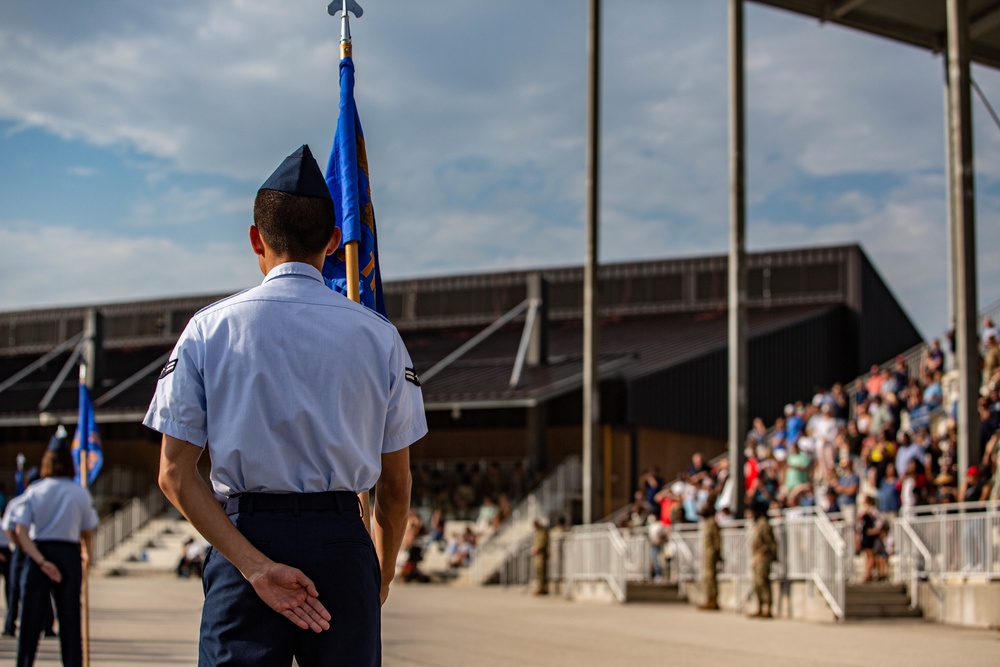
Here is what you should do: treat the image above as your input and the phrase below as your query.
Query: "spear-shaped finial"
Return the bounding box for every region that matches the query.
[328,1,364,58]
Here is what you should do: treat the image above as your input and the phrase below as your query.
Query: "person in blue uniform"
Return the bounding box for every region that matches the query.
[2,467,55,639]
[11,438,99,667]
[146,145,426,667]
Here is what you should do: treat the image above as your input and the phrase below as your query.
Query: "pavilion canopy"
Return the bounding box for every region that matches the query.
[751,0,1000,69]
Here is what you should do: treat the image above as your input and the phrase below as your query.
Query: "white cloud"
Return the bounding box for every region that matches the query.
[0,222,258,310]
[126,186,249,229]
[1,0,996,341]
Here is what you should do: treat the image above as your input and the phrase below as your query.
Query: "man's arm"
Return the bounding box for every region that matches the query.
[80,529,93,570]
[15,523,62,583]
[158,435,331,632]
[373,447,411,606]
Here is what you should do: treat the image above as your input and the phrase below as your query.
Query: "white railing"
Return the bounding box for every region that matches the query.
[895,516,935,608]
[624,532,651,582]
[810,510,849,619]
[562,523,628,602]
[718,520,753,609]
[594,509,853,617]
[894,501,1000,586]
[471,456,581,584]
[92,486,169,565]
[670,524,700,583]
[494,535,535,588]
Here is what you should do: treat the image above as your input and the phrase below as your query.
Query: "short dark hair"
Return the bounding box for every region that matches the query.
[40,448,75,479]
[253,189,336,259]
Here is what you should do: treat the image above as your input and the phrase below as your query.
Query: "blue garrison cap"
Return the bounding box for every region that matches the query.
[259,145,332,200]
[48,433,69,454]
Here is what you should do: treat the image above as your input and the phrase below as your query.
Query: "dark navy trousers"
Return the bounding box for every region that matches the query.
[5,548,55,638]
[199,499,381,667]
[3,547,23,635]
[0,546,10,629]
[16,541,82,667]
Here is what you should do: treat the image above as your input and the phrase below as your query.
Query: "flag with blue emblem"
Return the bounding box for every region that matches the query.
[71,380,103,487]
[322,55,386,317]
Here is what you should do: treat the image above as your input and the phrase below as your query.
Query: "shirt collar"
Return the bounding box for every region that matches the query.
[261,262,325,285]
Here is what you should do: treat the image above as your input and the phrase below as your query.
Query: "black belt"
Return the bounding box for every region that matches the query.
[224,491,361,516]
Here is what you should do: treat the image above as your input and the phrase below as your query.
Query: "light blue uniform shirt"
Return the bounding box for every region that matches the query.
[11,478,99,542]
[143,262,427,497]
[1,493,27,534]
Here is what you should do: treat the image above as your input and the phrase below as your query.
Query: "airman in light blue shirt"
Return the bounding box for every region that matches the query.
[144,260,426,497]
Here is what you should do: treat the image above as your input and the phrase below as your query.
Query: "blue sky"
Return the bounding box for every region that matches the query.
[2,1,1000,339]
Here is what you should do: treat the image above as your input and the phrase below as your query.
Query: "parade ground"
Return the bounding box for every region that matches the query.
[0,575,997,666]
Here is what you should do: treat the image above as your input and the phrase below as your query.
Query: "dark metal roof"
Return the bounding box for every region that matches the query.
[0,244,912,426]
[410,305,833,410]
[751,0,1000,69]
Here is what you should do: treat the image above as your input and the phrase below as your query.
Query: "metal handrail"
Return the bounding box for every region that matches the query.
[471,456,581,584]
[895,517,935,608]
[892,500,999,585]
[92,486,168,565]
[811,509,847,620]
[562,523,628,601]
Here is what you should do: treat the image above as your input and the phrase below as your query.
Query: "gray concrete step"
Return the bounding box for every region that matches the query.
[844,583,921,620]
[94,514,206,577]
[626,581,686,603]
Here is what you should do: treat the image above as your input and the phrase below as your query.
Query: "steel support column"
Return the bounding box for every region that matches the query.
[946,0,980,482]
[582,0,602,524]
[728,0,747,518]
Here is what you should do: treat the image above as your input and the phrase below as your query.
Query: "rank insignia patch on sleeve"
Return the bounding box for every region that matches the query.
[159,359,178,380]
[404,367,421,387]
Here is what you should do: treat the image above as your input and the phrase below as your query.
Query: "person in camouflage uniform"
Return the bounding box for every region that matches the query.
[749,505,777,618]
[698,501,722,611]
[531,519,549,596]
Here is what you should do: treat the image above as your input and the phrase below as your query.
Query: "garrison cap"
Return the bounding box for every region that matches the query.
[47,433,69,454]
[259,144,332,200]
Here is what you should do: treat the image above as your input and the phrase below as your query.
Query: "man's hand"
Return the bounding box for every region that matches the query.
[380,582,391,606]
[159,436,331,631]
[40,560,62,583]
[248,562,331,633]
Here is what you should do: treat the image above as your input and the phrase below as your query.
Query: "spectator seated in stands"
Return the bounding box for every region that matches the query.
[474,496,498,535]
[445,528,477,569]
[176,537,205,579]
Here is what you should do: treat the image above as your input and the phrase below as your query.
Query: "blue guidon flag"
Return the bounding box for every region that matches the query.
[71,380,103,487]
[322,54,386,317]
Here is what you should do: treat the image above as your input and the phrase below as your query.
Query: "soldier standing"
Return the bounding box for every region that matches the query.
[698,502,721,611]
[749,505,777,618]
[530,520,549,596]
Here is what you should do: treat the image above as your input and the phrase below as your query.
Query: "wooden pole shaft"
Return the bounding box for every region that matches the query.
[345,240,361,303]
[342,240,370,528]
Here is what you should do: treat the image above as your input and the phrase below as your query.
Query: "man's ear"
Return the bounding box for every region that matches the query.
[249,225,266,256]
[325,226,343,257]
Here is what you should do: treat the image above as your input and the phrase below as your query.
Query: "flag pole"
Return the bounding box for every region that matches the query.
[79,363,91,667]
[340,1,360,303]
[337,0,371,530]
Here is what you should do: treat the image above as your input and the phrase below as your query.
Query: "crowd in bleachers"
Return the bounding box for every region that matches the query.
[621,323,1000,581]
[409,459,537,523]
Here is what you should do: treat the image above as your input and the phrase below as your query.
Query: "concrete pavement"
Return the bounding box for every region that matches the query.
[0,574,996,666]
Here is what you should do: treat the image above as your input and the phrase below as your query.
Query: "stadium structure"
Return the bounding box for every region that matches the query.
[0,243,921,516]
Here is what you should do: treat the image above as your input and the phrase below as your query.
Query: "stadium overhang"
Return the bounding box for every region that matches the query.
[717,0,989,497]
[750,0,1000,69]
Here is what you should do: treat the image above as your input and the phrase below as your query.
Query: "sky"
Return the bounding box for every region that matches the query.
[2,1,1000,339]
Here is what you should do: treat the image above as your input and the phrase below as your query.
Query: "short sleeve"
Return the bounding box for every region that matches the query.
[9,496,31,530]
[143,319,209,447]
[381,331,428,453]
